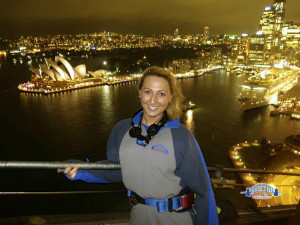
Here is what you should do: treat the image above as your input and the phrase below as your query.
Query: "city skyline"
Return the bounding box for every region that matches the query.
[0,0,299,37]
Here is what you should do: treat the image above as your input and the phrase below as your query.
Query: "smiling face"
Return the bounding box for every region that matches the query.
[139,75,172,126]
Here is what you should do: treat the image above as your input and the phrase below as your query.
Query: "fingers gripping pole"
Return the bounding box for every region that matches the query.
[0,161,121,170]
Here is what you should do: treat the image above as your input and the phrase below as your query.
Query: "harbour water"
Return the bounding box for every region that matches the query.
[0,56,300,217]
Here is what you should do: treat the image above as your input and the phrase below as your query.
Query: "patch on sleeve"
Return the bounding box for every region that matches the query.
[151,144,169,154]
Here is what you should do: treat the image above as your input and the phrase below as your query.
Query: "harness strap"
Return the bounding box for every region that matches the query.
[128,189,194,213]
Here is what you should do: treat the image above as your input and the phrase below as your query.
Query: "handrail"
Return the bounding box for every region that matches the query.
[1,160,300,176]
[207,166,300,176]
[0,161,121,170]
[0,190,125,195]
[1,161,298,224]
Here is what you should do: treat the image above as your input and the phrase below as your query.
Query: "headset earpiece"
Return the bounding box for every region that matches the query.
[129,109,143,138]
[129,125,140,138]
[147,124,159,136]
[129,110,168,145]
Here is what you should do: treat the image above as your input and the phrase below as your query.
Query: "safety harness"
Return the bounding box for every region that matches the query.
[128,187,195,213]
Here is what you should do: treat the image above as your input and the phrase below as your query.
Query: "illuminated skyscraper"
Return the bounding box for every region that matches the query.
[282,22,300,52]
[248,32,266,65]
[281,22,300,63]
[204,26,209,44]
[273,0,286,46]
[174,29,179,38]
[237,33,250,63]
[259,0,286,55]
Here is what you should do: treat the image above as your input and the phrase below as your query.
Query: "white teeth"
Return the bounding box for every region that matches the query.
[149,106,157,110]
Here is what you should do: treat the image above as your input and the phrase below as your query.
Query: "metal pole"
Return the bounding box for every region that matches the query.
[207,167,300,176]
[0,161,121,170]
[0,161,300,176]
[0,190,125,195]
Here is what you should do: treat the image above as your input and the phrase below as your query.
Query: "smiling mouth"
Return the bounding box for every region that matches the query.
[148,105,158,111]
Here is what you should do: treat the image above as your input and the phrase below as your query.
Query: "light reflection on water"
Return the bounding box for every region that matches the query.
[1,62,300,167]
[1,62,300,217]
[184,110,195,133]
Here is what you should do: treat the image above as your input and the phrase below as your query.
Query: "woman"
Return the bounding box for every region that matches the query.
[58,66,219,225]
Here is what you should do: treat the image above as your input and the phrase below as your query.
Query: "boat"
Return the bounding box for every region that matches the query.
[237,68,298,111]
[291,113,300,119]
[243,67,256,76]
[183,101,196,111]
[230,66,243,73]
[236,71,243,76]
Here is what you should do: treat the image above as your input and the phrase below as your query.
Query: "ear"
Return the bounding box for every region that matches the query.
[138,90,141,98]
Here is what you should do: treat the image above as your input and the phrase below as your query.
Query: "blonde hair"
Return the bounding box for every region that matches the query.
[138,66,184,120]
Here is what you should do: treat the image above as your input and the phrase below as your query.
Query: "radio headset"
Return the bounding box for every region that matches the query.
[129,109,168,146]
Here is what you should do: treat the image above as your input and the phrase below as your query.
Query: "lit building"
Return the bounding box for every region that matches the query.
[248,32,266,65]
[259,0,286,58]
[19,57,120,94]
[260,6,275,51]
[35,56,87,81]
[237,34,250,63]
[172,59,191,73]
[282,22,300,52]
[204,26,210,44]
[174,29,179,38]
[273,0,286,47]
[211,46,222,65]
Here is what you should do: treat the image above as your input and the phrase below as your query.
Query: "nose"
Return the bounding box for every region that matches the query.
[149,94,157,104]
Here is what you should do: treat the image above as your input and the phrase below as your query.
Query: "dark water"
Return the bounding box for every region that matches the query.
[0,56,300,217]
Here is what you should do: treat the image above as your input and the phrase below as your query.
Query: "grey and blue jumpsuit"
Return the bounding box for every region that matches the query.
[67,111,219,225]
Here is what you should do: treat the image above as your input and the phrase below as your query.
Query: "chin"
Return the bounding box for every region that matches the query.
[144,109,163,118]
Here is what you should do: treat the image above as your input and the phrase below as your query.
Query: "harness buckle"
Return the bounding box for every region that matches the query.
[129,194,138,206]
[128,190,195,213]
[181,191,194,208]
[191,204,197,215]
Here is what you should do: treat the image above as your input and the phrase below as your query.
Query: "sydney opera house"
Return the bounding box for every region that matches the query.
[18,56,135,94]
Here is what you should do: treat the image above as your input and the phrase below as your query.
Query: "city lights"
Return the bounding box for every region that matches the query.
[0,1,299,216]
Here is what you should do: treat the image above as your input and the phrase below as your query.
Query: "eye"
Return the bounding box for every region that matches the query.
[159,92,166,96]
[144,90,151,94]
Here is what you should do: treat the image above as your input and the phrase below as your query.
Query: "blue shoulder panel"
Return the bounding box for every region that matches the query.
[106,118,132,162]
[172,124,219,225]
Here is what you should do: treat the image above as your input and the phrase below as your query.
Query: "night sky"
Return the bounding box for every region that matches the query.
[0,0,299,37]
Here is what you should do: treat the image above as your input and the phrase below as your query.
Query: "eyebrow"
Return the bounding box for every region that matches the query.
[143,88,168,92]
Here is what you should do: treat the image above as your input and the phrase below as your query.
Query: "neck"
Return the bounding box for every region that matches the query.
[141,114,163,126]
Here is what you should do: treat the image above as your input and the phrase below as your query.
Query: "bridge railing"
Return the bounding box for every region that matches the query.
[1,160,300,195]
[1,160,300,175]
[1,160,299,224]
